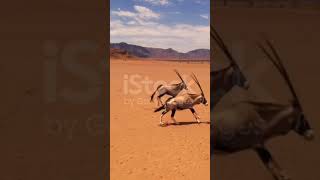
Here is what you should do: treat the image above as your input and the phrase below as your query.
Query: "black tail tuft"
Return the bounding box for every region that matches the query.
[154,105,165,112]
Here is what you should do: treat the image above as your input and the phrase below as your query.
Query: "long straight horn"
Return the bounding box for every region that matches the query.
[259,37,302,109]
[257,41,284,75]
[210,25,226,51]
[191,73,204,96]
[211,25,237,66]
[174,69,185,84]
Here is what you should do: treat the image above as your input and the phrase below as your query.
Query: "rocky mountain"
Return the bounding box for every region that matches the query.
[110,42,209,60]
[110,48,136,59]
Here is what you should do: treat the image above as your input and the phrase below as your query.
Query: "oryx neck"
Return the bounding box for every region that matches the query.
[261,104,297,139]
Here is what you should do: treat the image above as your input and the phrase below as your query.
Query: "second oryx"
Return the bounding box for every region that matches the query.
[150,70,188,106]
[154,73,208,126]
[211,26,249,108]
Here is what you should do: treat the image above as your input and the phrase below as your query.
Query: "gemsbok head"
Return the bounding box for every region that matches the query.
[211,37,314,180]
[211,25,249,107]
[154,73,208,126]
[150,69,188,106]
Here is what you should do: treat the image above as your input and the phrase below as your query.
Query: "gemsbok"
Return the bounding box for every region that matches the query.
[211,37,314,180]
[150,70,188,106]
[154,73,208,126]
[211,26,249,107]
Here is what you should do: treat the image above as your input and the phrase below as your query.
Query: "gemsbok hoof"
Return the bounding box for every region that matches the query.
[159,123,167,127]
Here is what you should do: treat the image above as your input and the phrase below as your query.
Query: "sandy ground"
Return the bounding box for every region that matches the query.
[212,8,320,180]
[110,60,210,180]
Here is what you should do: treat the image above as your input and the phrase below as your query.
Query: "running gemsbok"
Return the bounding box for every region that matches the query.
[154,73,208,126]
[211,26,249,107]
[211,37,314,180]
[150,70,188,106]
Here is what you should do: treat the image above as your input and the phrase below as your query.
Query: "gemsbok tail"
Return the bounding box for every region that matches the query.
[150,84,163,102]
[154,105,165,112]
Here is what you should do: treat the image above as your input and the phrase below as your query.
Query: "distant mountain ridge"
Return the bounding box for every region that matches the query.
[110,48,136,59]
[110,42,209,60]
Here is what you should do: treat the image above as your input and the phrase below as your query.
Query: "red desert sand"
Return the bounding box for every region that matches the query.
[110,59,210,180]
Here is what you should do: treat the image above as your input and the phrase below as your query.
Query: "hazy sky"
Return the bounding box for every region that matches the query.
[110,0,210,53]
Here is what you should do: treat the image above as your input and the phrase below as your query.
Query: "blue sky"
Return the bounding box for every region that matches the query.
[110,0,210,52]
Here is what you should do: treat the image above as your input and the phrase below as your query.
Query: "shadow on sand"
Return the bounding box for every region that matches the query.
[162,121,210,127]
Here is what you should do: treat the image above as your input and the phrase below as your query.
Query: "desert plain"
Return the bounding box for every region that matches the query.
[110,59,210,180]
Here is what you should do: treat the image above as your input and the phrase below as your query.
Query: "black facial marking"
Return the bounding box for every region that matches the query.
[203,98,207,104]
[295,114,311,135]
[255,147,272,164]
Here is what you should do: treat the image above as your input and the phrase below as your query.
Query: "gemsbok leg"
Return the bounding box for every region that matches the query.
[170,109,179,124]
[157,94,165,106]
[160,109,169,126]
[190,108,201,123]
[254,146,290,180]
